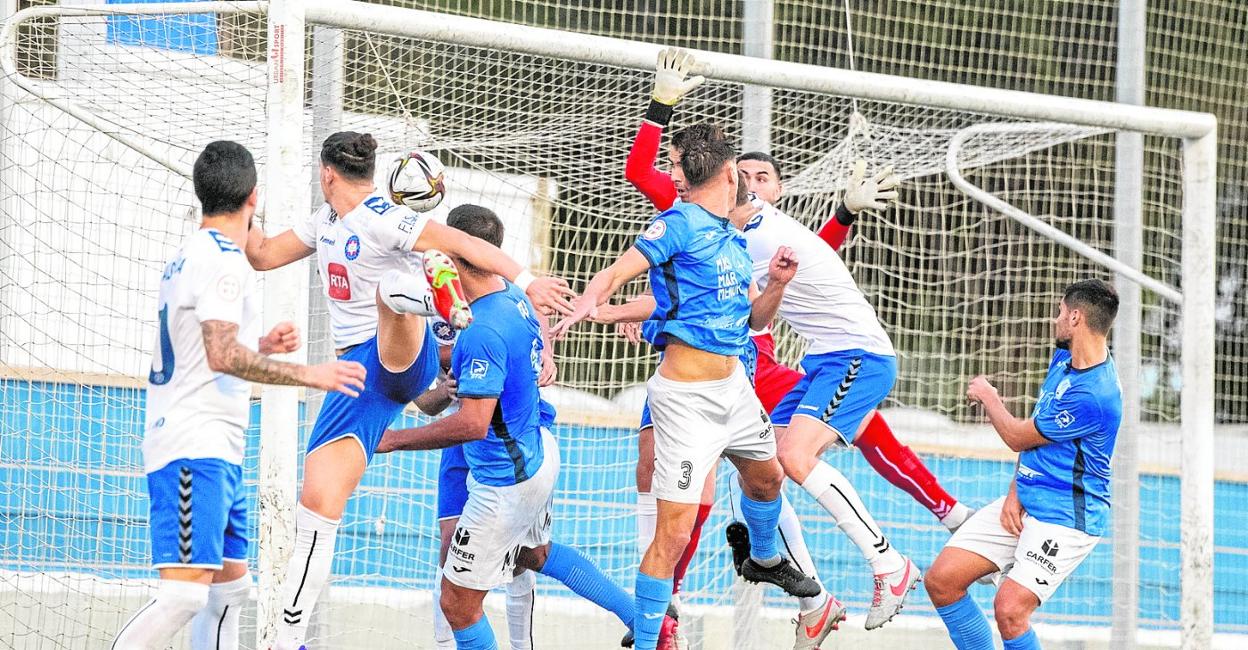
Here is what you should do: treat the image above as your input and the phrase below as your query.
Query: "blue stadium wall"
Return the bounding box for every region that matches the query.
[1,379,1245,633]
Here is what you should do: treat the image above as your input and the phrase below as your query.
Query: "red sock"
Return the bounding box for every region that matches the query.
[672,502,713,595]
[854,411,960,520]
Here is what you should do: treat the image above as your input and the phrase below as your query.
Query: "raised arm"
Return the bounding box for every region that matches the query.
[245,226,314,271]
[816,161,900,251]
[625,48,704,211]
[550,247,652,339]
[965,376,1047,452]
[749,246,797,331]
[201,321,365,396]
[415,221,576,316]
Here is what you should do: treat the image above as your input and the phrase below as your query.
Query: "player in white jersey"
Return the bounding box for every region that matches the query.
[725,181,932,629]
[113,141,366,650]
[243,132,575,650]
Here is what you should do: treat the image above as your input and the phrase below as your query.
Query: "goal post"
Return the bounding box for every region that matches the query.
[0,1,1222,648]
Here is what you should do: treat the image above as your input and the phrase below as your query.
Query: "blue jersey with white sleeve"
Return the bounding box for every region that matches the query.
[452,282,551,487]
[1017,349,1122,536]
[633,202,753,357]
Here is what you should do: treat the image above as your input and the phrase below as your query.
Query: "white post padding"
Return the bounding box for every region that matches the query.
[257,0,309,648]
[1179,130,1217,650]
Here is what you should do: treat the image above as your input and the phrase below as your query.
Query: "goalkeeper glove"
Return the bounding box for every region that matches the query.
[843,159,900,214]
[652,47,705,106]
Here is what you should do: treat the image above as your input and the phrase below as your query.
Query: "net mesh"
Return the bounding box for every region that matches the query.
[0,3,1241,649]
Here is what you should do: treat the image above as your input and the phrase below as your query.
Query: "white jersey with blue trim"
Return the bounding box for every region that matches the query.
[143,229,260,474]
[293,190,434,350]
[743,200,893,356]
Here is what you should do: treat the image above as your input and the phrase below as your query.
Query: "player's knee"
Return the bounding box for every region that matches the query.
[775,443,813,481]
[439,583,480,629]
[739,464,783,500]
[923,562,965,607]
[648,526,692,566]
[992,592,1034,638]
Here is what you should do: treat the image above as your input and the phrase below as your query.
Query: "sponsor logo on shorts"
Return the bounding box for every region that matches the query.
[759,409,774,438]
[677,460,693,490]
[344,234,361,260]
[450,526,476,562]
[451,565,472,573]
[469,359,489,379]
[1025,541,1059,574]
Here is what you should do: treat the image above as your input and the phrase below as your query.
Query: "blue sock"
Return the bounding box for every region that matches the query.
[452,616,498,650]
[633,571,673,650]
[935,594,995,650]
[1003,627,1041,650]
[539,543,634,626]
[738,492,782,562]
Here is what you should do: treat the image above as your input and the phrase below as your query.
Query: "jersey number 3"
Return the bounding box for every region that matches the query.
[149,305,176,385]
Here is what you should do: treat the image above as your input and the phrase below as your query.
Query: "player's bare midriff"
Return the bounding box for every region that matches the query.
[656,338,737,382]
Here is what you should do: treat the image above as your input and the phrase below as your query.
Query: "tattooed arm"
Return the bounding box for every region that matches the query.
[201,320,367,397]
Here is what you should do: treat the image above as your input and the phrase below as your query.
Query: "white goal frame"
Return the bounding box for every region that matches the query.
[0,1,1218,648]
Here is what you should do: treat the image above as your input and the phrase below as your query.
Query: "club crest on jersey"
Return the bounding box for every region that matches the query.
[643,219,667,240]
[344,235,361,261]
[469,359,489,379]
[432,319,456,344]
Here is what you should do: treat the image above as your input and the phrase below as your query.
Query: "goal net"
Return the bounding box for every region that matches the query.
[0,2,1229,649]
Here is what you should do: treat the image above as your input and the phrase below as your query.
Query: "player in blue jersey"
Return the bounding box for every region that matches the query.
[114,142,366,650]
[924,280,1122,650]
[418,206,558,650]
[554,126,819,650]
[376,205,634,650]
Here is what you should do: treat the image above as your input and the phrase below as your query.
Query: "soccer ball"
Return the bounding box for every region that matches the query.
[387,150,446,212]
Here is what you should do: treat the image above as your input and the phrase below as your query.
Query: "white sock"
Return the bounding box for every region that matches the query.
[112,579,209,650]
[940,501,973,532]
[378,269,437,316]
[801,461,904,575]
[506,570,536,650]
[273,504,340,650]
[636,492,657,557]
[432,572,454,649]
[776,494,829,614]
[190,572,250,650]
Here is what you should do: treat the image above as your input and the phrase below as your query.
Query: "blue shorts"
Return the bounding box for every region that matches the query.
[770,350,897,444]
[639,400,653,431]
[437,445,470,520]
[147,458,247,569]
[307,327,441,463]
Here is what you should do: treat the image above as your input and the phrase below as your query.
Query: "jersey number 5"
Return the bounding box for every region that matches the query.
[149,305,176,385]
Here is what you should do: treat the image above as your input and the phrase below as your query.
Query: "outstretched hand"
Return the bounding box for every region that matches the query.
[652,47,706,106]
[843,160,900,214]
[524,275,578,317]
[549,296,598,340]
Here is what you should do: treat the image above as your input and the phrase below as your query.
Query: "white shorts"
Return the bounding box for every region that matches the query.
[947,496,1101,603]
[647,364,776,504]
[444,429,559,591]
